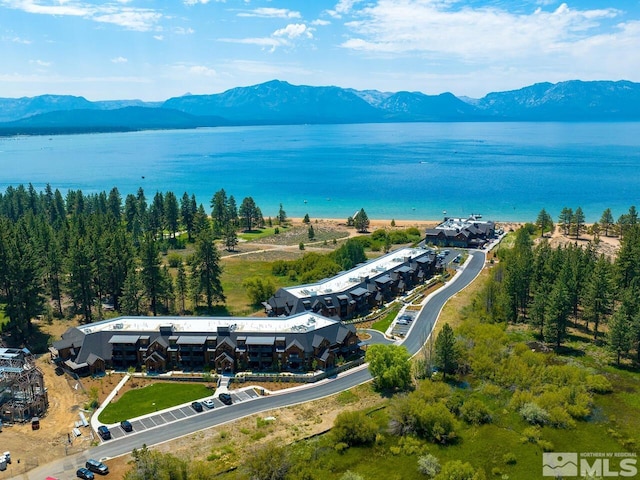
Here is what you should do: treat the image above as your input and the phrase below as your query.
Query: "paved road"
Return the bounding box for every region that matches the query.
[11,250,485,480]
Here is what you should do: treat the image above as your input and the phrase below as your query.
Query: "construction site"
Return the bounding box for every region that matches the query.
[0,347,48,424]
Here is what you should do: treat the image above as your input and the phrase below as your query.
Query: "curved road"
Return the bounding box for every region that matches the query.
[14,250,485,480]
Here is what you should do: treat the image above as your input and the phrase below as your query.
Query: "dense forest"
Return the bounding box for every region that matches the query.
[0,183,276,347]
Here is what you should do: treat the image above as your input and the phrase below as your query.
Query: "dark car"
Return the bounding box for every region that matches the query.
[97,425,111,440]
[218,393,233,405]
[120,420,133,432]
[76,468,95,480]
[85,459,109,475]
[191,401,203,412]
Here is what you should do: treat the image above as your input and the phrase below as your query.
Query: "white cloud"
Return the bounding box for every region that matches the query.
[154,35,164,41]
[3,35,32,44]
[30,59,51,67]
[237,8,301,19]
[0,0,163,31]
[111,56,128,63]
[327,0,363,19]
[171,63,218,77]
[311,19,330,26]
[273,24,313,40]
[174,27,195,35]
[219,36,284,51]
[340,0,625,63]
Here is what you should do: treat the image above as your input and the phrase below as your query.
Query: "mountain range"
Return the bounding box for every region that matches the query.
[0,79,638,135]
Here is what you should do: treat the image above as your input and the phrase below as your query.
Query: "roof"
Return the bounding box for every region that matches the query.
[283,247,431,299]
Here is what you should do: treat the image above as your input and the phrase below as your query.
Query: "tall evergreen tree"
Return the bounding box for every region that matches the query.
[543,279,571,348]
[535,208,554,237]
[239,196,259,232]
[572,207,585,239]
[608,308,632,366]
[180,192,195,242]
[353,208,370,233]
[0,218,45,335]
[211,188,229,236]
[600,208,615,237]
[191,228,225,309]
[582,255,613,340]
[163,191,179,239]
[140,233,164,316]
[558,207,573,236]
[278,203,287,225]
[175,261,188,313]
[435,322,459,380]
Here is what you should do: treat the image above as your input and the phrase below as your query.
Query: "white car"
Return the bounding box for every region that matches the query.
[202,399,215,409]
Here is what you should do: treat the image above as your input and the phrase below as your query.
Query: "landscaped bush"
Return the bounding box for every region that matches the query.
[502,452,517,465]
[340,471,365,480]
[166,252,182,268]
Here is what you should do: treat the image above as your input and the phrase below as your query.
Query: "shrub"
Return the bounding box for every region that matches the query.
[334,442,349,453]
[459,398,492,425]
[502,453,517,465]
[417,453,441,477]
[436,460,476,480]
[519,402,550,425]
[167,253,182,268]
[332,410,377,447]
[340,471,365,480]
[586,374,613,394]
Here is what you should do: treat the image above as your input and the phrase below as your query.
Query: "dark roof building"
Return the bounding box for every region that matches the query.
[425,215,495,248]
[265,247,437,320]
[52,313,360,376]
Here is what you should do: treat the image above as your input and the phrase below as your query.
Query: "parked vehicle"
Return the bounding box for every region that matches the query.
[76,468,95,480]
[85,459,109,475]
[120,420,133,432]
[191,401,203,412]
[219,393,233,405]
[97,425,111,440]
[202,399,215,409]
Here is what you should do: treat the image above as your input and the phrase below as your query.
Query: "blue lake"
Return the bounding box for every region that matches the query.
[0,122,638,222]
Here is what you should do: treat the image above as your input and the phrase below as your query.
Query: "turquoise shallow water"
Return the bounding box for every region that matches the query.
[0,122,638,222]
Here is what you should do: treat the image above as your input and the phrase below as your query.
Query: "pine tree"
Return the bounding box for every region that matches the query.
[435,323,458,380]
[600,208,614,237]
[191,228,225,309]
[582,255,613,340]
[140,233,163,316]
[175,261,188,313]
[353,208,370,233]
[573,207,585,239]
[308,224,315,240]
[608,308,631,366]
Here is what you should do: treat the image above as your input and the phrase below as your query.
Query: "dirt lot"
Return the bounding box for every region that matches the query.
[0,353,94,478]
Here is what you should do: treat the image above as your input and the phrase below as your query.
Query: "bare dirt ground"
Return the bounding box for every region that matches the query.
[0,352,93,479]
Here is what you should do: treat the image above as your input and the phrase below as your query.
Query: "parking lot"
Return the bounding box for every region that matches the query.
[104,389,260,440]
[391,310,417,337]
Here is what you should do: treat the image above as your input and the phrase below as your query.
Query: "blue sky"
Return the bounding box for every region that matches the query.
[1,0,639,100]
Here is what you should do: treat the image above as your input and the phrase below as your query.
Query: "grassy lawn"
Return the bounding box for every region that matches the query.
[238,227,281,242]
[371,304,401,333]
[220,258,299,316]
[98,382,212,424]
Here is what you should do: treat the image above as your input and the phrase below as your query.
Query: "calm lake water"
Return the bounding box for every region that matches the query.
[1,122,638,222]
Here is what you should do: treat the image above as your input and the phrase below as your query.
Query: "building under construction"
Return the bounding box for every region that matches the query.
[0,347,48,423]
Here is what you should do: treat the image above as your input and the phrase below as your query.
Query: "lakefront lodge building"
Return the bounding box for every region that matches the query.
[52,313,359,376]
[52,246,439,377]
[265,247,437,320]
